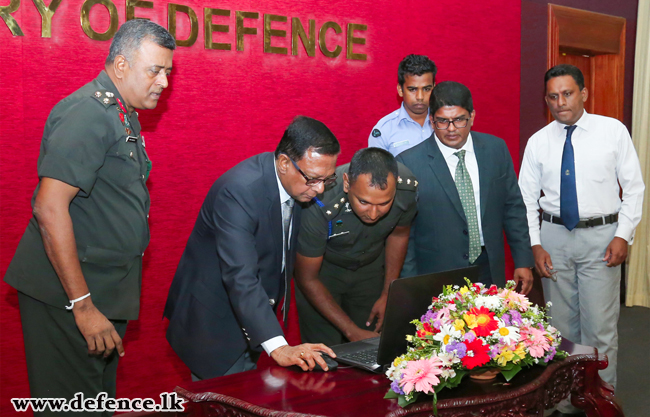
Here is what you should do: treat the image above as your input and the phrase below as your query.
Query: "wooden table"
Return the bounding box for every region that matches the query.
[156,340,624,417]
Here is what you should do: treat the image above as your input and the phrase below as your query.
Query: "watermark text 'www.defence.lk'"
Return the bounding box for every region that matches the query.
[12,392,185,413]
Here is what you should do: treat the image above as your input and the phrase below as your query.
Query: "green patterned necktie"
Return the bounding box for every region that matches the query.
[454,150,481,263]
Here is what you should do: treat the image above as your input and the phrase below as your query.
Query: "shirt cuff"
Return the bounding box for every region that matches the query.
[261,336,288,356]
[615,222,635,244]
[529,229,541,247]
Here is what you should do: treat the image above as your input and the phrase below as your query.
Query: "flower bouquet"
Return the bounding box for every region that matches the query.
[384,279,567,412]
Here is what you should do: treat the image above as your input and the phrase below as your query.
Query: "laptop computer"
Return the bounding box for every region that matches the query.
[330,266,479,373]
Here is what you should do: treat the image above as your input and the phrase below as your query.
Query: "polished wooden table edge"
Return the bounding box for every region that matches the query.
[173,341,625,417]
[175,386,327,417]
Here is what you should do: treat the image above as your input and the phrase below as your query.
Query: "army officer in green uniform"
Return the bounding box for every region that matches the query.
[3,20,175,414]
[295,148,417,345]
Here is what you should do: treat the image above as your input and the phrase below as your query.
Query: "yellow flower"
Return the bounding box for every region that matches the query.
[463,313,478,329]
[453,319,466,333]
[496,348,515,366]
[459,286,469,295]
[513,343,526,363]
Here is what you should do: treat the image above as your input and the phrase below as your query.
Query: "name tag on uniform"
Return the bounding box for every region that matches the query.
[125,136,138,143]
[328,231,350,239]
[391,140,409,148]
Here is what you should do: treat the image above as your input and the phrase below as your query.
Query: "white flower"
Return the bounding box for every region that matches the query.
[474,295,502,310]
[440,368,456,379]
[546,301,553,308]
[437,351,461,366]
[433,324,462,345]
[492,318,520,344]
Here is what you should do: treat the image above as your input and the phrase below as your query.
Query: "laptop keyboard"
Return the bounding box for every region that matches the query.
[339,347,378,365]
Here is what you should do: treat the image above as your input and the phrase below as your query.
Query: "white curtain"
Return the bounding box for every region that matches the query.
[626,0,650,308]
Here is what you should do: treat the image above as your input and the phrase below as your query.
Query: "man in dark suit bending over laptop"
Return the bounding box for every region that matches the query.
[396,82,534,292]
[164,116,340,379]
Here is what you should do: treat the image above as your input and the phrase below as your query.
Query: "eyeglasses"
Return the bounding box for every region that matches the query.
[286,155,337,187]
[433,117,470,130]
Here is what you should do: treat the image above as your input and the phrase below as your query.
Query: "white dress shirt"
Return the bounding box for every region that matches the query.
[519,111,645,246]
[434,132,485,245]
[260,163,294,355]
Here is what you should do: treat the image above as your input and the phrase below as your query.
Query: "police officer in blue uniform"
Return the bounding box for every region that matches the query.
[368,55,437,156]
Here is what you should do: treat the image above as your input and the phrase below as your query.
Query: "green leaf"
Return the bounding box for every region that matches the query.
[500,365,522,381]
[384,390,399,399]
[445,369,467,388]
[432,391,439,416]
[398,392,419,408]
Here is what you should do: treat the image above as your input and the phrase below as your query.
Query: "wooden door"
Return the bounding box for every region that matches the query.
[547,4,626,123]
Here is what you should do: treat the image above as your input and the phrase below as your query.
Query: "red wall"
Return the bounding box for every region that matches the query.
[0,0,521,414]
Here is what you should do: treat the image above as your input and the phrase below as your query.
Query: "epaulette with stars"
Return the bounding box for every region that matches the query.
[396,175,418,191]
[91,90,117,108]
[321,195,348,220]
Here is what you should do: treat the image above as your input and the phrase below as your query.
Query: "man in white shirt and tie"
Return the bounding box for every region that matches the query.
[519,64,645,391]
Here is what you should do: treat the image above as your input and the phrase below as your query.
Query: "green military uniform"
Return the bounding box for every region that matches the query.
[4,71,151,414]
[295,162,418,345]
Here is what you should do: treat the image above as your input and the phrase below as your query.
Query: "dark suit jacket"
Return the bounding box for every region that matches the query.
[164,152,301,378]
[396,132,533,287]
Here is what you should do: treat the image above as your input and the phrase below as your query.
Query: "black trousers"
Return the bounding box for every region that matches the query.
[18,292,127,417]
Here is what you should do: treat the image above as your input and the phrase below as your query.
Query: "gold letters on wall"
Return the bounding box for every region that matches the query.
[0,0,24,36]
[81,0,119,41]
[204,8,230,50]
[1,0,368,60]
[168,3,198,47]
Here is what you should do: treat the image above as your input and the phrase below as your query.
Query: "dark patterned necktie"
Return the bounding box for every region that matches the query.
[560,125,579,230]
[454,150,481,263]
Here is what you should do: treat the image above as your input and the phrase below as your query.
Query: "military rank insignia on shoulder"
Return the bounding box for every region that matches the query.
[91,90,117,108]
[372,129,382,138]
[397,175,418,191]
[322,196,347,219]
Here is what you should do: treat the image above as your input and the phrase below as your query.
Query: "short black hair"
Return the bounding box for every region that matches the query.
[348,148,398,190]
[544,64,585,91]
[275,116,340,162]
[106,19,176,65]
[398,54,437,86]
[429,81,474,115]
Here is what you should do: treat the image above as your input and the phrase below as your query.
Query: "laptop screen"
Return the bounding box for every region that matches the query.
[376,266,480,366]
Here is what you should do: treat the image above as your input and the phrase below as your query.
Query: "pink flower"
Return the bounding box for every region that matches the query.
[519,326,551,358]
[498,289,531,311]
[399,357,444,394]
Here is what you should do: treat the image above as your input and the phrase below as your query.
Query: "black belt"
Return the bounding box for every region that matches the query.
[542,212,618,228]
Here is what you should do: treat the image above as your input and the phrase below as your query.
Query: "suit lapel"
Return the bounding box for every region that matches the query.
[426,140,466,220]
[473,134,489,221]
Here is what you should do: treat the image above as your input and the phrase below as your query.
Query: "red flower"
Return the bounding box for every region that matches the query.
[461,339,491,369]
[466,306,498,337]
[472,284,481,293]
[486,285,498,295]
